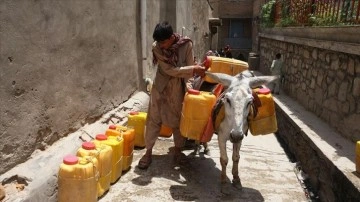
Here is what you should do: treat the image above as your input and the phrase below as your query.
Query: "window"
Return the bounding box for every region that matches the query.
[229,20,244,38]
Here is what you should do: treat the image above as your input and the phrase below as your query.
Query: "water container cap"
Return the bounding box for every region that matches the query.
[96,134,107,140]
[188,89,200,95]
[258,88,271,95]
[109,125,116,130]
[82,142,96,150]
[129,111,139,115]
[63,155,78,165]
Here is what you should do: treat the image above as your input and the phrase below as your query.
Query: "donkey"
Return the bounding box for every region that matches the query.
[205,70,277,193]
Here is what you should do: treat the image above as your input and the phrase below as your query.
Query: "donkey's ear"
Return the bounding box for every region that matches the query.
[248,76,278,88]
[205,72,234,87]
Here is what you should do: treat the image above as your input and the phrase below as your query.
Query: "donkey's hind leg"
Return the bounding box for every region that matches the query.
[232,141,243,190]
[193,140,201,155]
[193,141,210,156]
[203,142,210,155]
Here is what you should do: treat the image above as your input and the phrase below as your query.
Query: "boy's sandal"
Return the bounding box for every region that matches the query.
[138,154,152,169]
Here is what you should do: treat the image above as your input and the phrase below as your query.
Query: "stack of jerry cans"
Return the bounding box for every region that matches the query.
[106,125,135,171]
[127,111,173,141]
[248,88,278,135]
[76,141,112,197]
[180,89,216,141]
[159,124,173,138]
[127,111,147,148]
[93,134,124,184]
[116,125,135,171]
[203,56,248,83]
[58,155,98,202]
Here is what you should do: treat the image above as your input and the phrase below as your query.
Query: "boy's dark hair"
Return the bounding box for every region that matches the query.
[153,21,173,42]
[276,53,281,59]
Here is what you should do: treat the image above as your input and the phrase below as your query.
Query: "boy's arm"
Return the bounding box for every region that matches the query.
[153,42,195,79]
[185,77,195,90]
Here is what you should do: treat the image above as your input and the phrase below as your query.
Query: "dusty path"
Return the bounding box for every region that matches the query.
[99,133,308,202]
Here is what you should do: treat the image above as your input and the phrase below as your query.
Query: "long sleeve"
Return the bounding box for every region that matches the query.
[152,41,195,93]
[153,42,194,78]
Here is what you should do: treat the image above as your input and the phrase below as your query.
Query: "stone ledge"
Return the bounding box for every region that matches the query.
[260,26,360,44]
[274,94,360,201]
[259,32,360,56]
[0,91,150,202]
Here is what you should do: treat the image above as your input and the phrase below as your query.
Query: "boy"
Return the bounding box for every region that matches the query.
[138,21,205,169]
[270,53,283,94]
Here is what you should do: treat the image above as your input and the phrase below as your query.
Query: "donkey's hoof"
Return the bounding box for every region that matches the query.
[220,184,231,195]
[194,149,200,156]
[190,147,200,156]
[232,179,243,190]
[204,148,210,155]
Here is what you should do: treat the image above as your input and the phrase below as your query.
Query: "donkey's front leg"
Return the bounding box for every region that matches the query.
[218,137,228,185]
[232,141,242,190]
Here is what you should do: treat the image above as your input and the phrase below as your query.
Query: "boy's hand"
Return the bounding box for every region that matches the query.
[193,66,206,77]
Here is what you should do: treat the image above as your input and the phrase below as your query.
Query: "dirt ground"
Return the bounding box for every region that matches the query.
[99,133,308,202]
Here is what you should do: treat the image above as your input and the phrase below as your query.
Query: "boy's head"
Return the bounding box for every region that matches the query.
[153,21,173,42]
[276,53,281,59]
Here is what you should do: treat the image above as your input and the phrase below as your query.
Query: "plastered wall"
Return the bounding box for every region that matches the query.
[0,0,214,174]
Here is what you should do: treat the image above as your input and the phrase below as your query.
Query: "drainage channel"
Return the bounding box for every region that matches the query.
[275,133,320,202]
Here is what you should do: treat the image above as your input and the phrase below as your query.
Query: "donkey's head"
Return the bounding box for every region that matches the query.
[206,71,277,143]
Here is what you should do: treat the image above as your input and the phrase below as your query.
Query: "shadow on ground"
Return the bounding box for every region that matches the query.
[131,146,264,202]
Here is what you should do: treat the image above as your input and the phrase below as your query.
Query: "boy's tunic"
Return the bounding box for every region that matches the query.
[145,40,195,149]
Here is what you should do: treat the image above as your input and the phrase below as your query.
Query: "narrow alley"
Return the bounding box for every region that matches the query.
[98,133,308,202]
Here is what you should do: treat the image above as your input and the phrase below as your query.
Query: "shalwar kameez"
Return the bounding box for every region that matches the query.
[145,34,195,151]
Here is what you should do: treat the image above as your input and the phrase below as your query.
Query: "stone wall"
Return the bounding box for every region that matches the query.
[258,28,360,143]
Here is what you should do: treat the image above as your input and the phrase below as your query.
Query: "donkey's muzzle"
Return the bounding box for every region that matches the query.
[229,130,244,143]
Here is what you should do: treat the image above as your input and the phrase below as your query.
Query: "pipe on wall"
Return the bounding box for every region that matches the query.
[141,0,147,80]
[141,0,152,93]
